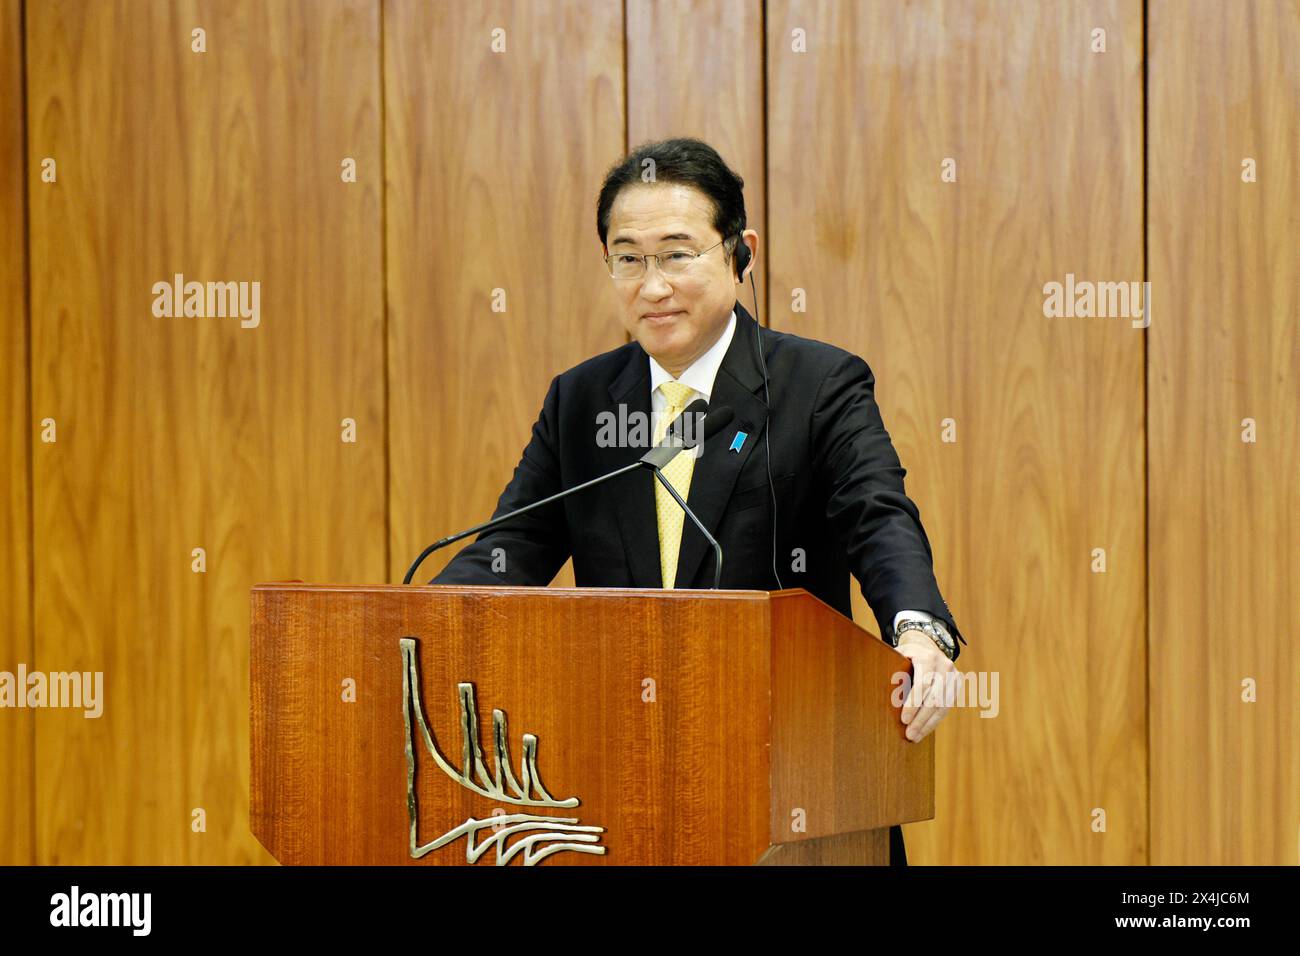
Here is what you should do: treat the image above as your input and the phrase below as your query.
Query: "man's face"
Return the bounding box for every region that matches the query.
[603,182,754,377]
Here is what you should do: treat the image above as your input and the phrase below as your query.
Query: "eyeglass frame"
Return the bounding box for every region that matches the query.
[603,237,731,280]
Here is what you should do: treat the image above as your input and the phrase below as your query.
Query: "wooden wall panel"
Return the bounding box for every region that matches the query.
[767,0,1147,863]
[626,0,768,323]
[26,0,386,863]
[8,0,1295,869]
[0,0,33,866]
[1148,0,1300,865]
[385,0,626,585]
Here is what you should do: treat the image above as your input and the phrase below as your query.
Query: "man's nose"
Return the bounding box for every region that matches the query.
[640,259,672,297]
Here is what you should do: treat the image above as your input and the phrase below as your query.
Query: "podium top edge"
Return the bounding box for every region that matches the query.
[250,582,813,601]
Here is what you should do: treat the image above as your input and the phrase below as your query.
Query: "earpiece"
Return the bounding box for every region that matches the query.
[733,240,751,282]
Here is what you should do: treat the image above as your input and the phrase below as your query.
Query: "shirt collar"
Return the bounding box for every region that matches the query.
[648,309,737,402]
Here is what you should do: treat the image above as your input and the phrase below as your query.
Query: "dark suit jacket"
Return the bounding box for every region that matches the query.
[432,300,966,864]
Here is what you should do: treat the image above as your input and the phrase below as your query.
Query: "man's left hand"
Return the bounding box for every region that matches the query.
[894,633,958,742]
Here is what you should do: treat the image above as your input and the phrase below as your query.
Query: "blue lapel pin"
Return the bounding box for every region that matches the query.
[729,431,748,453]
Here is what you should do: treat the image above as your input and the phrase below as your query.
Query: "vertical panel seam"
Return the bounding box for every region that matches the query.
[1141,0,1152,869]
[379,0,392,582]
[760,0,769,328]
[621,0,628,155]
[621,0,628,346]
[19,0,36,867]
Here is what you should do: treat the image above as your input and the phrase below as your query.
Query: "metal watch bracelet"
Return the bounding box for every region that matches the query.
[893,618,957,660]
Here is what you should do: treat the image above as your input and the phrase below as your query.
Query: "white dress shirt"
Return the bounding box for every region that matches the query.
[646,308,952,653]
[648,309,737,457]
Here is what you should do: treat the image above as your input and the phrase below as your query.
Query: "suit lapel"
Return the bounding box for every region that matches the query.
[673,302,770,588]
[606,345,663,588]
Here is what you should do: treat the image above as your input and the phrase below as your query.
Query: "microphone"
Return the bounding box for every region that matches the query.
[641,399,730,468]
[642,401,733,589]
[403,403,736,587]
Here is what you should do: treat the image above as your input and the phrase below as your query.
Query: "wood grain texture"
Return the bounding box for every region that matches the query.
[626,0,768,322]
[0,0,33,867]
[250,584,921,864]
[10,0,1295,870]
[26,0,385,863]
[1148,0,1300,865]
[767,0,1147,863]
[384,0,627,587]
[770,590,933,839]
[756,828,887,865]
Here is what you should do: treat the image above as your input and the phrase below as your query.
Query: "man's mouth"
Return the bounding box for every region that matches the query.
[643,311,683,321]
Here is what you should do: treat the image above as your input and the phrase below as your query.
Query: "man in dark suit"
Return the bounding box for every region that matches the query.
[432,138,966,865]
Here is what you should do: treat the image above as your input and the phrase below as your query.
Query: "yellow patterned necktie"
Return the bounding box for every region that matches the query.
[654,381,698,588]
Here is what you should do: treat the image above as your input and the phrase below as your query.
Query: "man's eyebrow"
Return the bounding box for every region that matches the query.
[609,232,697,247]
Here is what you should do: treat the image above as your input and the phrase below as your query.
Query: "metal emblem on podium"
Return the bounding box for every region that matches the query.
[400,638,606,865]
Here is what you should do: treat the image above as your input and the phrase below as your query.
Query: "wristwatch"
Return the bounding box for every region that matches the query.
[893,618,957,661]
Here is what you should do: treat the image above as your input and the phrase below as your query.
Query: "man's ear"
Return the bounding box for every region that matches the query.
[735,230,759,282]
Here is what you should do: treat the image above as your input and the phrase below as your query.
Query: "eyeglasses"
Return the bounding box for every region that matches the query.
[604,238,727,280]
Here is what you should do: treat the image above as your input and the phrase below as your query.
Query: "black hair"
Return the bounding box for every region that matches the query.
[595,137,747,262]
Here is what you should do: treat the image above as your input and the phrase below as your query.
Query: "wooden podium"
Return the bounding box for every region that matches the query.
[250,583,934,866]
